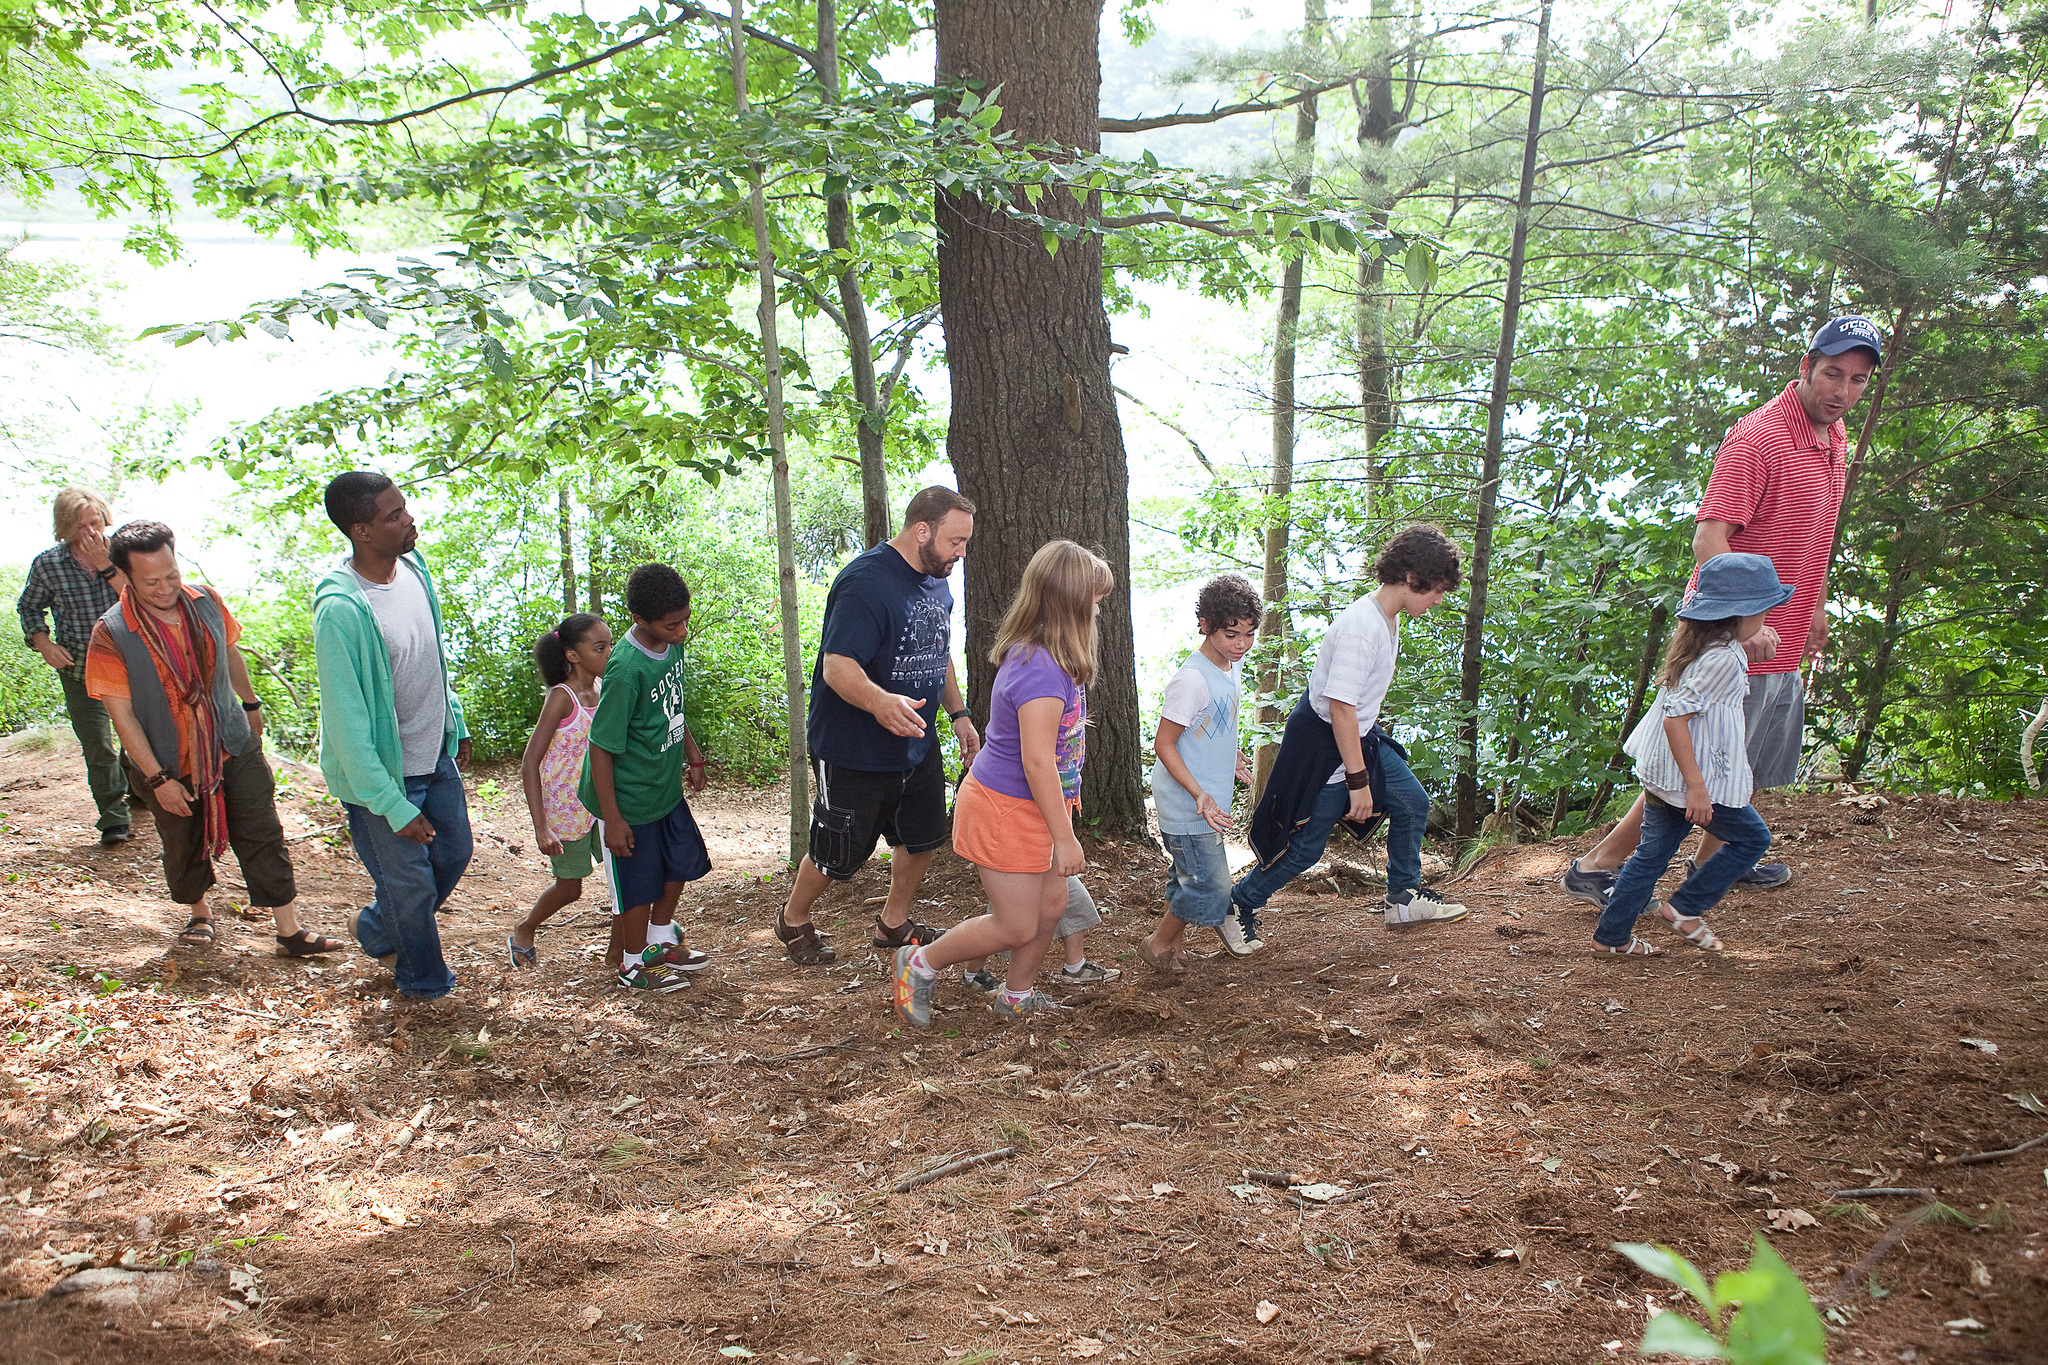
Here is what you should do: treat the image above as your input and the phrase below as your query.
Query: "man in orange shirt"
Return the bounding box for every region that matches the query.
[85,521,339,955]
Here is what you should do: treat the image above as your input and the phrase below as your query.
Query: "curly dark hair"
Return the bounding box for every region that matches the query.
[1194,573,1261,633]
[1373,523,1462,592]
[624,563,691,622]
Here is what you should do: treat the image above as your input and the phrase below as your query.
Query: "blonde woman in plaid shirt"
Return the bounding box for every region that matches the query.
[15,487,132,845]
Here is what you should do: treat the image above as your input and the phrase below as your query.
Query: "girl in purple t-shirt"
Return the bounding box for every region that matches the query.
[891,540,1111,1025]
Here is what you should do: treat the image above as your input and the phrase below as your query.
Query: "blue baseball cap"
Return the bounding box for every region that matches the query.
[1809,315,1883,362]
[1681,553,1796,621]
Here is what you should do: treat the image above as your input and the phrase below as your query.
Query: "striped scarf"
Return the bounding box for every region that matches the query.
[129,590,229,858]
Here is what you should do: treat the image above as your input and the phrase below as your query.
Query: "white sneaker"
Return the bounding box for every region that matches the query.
[1384,887,1471,930]
[1218,905,1266,956]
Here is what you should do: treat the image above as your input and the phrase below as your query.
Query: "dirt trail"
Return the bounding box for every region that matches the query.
[0,729,2043,1363]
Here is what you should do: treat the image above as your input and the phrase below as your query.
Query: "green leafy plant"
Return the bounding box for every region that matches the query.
[1612,1236,1825,1364]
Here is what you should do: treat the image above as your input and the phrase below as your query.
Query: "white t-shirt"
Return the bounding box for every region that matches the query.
[1307,592,1399,786]
[349,561,447,777]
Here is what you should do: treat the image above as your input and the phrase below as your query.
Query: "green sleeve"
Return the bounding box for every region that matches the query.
[586,657,635,756]
[313,601,421,830]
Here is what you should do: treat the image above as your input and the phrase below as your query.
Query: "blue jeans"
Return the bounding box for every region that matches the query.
[1232,745,1431,911]
[1597,795,1770,947]
[1161,829,1231,928]
[345,754,473,999]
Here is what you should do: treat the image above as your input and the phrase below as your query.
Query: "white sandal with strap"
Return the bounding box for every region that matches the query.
[1595,935,1660,956]
[1657,899,1722,951]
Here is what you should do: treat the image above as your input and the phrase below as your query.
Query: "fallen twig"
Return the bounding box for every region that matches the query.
[1244,1169,1305,1189]
[891,1146,1016,1193]
[675,1037,857,1069]
[1937,1130,2048,1167]
[1060,1051,1152,1095]
[285,823,344,842]
[1823,1205,1933,1307]
[1831,1187,1935,1199]
[1036,1155,1101,1193]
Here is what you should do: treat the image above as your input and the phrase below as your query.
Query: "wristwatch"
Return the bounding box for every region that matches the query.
[145,769,175,789]
[96,566,116,581]
[242,700,262,712]
[948,708,971,723]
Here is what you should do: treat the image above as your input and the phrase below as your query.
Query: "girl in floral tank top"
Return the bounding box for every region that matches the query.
[510,614,614,968]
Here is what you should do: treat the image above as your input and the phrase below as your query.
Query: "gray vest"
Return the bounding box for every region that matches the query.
[99,592,254,778]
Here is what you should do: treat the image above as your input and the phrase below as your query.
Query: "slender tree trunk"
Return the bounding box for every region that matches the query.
[934,0,1148,836]
[1588,601,1667,821]
[732,0,809,864]
[557,487,577,614]
[1844,558,1911,780]
[1548,556,1613,829]
[1455,0,1550,838]
[1353,0,1400,501]
[586,463,603,616]
[1253,0,1324,802]
[1825,307,1913,588]
[818,0,892,547]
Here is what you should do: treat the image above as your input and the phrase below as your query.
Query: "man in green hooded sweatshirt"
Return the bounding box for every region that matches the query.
[313,472,473,1006]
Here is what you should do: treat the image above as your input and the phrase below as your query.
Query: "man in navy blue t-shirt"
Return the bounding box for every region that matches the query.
[774,487,980,967]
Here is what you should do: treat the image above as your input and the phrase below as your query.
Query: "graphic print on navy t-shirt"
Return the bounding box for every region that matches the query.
[806,544,955,773]
[891,598,950,695]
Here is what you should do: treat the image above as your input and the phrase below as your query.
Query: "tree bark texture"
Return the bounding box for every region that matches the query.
[733,0,810,865]
[557,486,577,614]
[934,0,1147,835]
[1588,601,1667,821]
[1844,556,1911,780]
[818,0,893,548]
[1253,2,1323,803]
[1352,0,1401,493]
[586,462,603,616]
[1455,0,1550,838]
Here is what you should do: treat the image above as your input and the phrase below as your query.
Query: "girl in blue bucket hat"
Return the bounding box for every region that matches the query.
[1593,553,1796,956]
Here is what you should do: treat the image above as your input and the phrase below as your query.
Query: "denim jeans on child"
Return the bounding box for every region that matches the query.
[1161,829,1231,927]
[1595,793,1770,948]
[345,753,474,999]
[1231,743,1431,912]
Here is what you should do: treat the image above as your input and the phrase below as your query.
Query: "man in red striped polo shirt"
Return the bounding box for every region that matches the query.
[1563,317,1883,904]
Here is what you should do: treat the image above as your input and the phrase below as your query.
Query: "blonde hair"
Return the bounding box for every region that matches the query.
[52,487,113,543]
[989,540,1114,687]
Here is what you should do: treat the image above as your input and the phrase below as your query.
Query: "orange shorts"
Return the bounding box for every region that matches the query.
[950,774,1073,874]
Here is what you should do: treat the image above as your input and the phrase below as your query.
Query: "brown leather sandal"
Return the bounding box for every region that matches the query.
[870,914,940,950]
[775,911,836,966]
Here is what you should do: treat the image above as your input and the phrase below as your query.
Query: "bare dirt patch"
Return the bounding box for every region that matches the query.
[1,730,2044,1362]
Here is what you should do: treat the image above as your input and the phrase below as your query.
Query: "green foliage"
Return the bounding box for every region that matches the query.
[0,565,64,733]
[1613,1236,1827,1365]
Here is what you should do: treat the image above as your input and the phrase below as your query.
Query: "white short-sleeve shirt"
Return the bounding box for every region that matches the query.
[1307,593,1399,786]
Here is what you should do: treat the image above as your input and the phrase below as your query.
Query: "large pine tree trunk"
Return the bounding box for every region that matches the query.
[934,0,1147,835]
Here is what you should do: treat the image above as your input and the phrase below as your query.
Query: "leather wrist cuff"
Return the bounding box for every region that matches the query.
[1344,768,1371,791]
[146,770,174,790]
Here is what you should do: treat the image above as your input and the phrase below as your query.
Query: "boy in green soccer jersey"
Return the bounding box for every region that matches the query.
[579,564,714,991]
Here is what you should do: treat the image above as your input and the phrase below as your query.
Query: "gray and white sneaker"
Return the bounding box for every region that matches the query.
[1559,858,1616,909]
[1056,960,1121,987]
[1686,855,1791,888]
[1218,905,1266,957]
[1384,887,1471,930]
[988,989,1074,1020]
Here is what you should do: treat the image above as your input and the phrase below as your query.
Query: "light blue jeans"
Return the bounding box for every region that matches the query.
[1231,744,1431,911]
[1161,829,1231,927]
[345,754,473,999]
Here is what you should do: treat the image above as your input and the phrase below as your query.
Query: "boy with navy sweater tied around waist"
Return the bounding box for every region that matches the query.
[1226,524,1472,948]
[1591,553,1791,956]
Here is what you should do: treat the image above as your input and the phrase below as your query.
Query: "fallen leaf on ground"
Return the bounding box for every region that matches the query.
[577,1305,602,1330]
[2007,1091,2047,1116]
[1293,1183,1346,1202]
[1257,1057,1299,1076]
[369,1203,407,1227]
[1766,1208,1817,1232]
[1066,1267,1097,1279]
[1970,1261,1992,1289]
[1062,1339,1105,1359]
[1151,1182,1181,1197]
[1959,1037,1999,1054]
[1945,1318,1986,1333]
[1255,1301,1281,1324]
